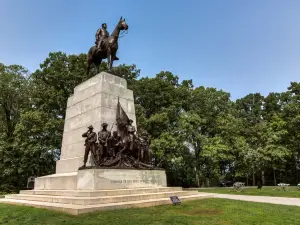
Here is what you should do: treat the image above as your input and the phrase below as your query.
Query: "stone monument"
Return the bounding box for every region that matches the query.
[0,17,213,214]
[36,72,166,190]
[56,72,137,173]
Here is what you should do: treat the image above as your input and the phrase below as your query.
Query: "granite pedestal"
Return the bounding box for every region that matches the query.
[57,72,137,173]
[33,168,167,190]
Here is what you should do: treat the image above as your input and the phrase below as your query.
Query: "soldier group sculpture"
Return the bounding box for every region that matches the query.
[79,100,153,170]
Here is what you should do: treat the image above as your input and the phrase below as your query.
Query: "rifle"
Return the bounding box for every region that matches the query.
[107,123,114,140]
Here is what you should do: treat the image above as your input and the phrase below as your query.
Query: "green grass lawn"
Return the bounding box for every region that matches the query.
[198,186,300,198]
[1,198,300,225]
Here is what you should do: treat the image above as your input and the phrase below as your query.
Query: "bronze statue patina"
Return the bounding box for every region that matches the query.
[127,119,136,151]
[95,23,109,51]
[80,125,97,168]
[98,123,111,161]
[87,17,129,74]
[110,131,121,157]
[79,100,154,170]
[138,131,151,164]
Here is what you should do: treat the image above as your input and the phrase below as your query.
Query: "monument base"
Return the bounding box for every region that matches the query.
[1,187,214,215]
[34,168,167,190]
[1,168,214,214]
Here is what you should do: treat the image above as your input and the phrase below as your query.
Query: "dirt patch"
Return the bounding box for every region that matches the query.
[183,209,223,216]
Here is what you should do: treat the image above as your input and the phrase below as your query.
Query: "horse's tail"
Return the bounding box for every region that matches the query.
[86,46,95,75]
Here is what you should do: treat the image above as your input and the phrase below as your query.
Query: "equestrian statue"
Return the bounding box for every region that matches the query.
[87,17,129,74]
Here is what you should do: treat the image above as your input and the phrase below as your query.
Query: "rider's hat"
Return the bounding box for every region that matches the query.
[101,122,108,127]
[87,125,94,129]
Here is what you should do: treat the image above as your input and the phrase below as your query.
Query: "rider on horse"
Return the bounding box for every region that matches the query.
[95,23,119,60]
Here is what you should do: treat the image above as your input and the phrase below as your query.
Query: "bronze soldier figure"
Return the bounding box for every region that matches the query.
[81,125,97,168]
[110,131,121,157]
[138,132,151,164]
[98,123,111,159]
[126,119,136,150]
[95,23,119,60]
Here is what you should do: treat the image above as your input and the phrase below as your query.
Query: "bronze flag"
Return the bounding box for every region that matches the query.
[116,97,129,140]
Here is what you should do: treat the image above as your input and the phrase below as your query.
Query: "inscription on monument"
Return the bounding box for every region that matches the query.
[110,179,160,184]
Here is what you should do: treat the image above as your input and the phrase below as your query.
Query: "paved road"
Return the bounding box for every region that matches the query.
[212,193,300,206]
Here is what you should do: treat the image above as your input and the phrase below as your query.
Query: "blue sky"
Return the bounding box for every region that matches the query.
[1,0,299,100]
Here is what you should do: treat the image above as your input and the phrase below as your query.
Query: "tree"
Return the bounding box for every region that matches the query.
[0,63,29,140]
[0,63,30,191]
[259,115,290,185]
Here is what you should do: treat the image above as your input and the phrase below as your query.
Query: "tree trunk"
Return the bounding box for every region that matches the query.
[261,170,265,185]
[205,178,210,187]
[273,168,277,186]
[246,175,249,186]
[252,171,255,186]
[293,152,298,185]
[195,168,200,187]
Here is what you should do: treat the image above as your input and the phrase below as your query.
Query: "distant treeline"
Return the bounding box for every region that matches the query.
[1,52,300,191]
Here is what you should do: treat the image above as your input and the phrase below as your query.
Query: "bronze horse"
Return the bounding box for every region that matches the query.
[87,17,129,74]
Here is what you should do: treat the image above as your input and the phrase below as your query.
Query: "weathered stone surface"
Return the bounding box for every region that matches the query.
[19,187,183,197]
[67,79,133,108]
[74,72,127,93]
[77,169,167,190]
[60,141,85,159]
[65,93,135,121]
[6,190,194,205]
[56,156,94,174]
[34,172,77,190]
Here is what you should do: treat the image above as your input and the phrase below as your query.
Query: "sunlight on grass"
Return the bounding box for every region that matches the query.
[1,198,300,224]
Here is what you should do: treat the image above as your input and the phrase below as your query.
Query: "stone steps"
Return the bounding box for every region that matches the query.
[6,191,196,205]
[0,193,214,215]
[20,187,182,197]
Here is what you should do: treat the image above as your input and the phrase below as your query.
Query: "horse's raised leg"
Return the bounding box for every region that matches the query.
[107,48,112,71]
[110,51,117,71]
[94,65,98,74]
[110,59,114,71]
